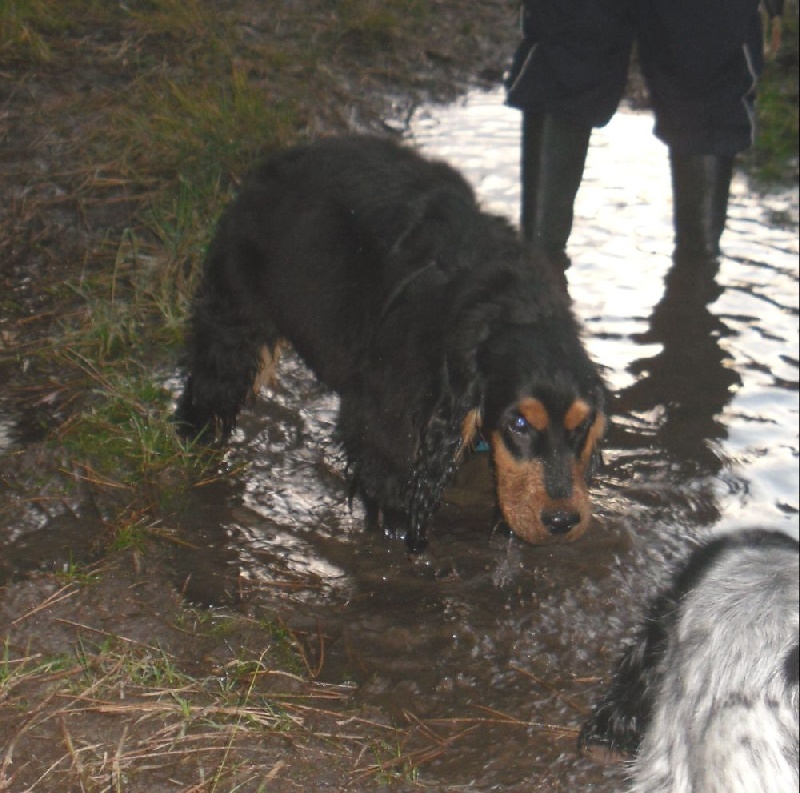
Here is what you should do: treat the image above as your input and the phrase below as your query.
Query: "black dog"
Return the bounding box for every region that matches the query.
[579,529,800,793]
[176,136,606,553]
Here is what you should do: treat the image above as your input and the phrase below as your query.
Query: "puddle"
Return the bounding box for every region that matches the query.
[209,90,797,788]
[413,89,799,536]
[4,88,799,789]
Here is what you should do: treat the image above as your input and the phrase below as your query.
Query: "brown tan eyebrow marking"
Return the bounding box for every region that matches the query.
[564,399,591,432]
[518,397,549,431]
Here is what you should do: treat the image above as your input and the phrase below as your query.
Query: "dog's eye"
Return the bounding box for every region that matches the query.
[509,414,530,434]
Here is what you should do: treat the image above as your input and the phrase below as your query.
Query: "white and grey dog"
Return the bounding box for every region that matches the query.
[580,528,799,793]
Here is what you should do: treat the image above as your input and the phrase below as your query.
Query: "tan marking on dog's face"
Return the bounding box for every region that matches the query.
[518,397,550,431]
[457,408,482,461]
[490,410,605,544]
[564,399,591,432]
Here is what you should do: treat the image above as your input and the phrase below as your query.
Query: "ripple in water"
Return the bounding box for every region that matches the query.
[201,89,800,789]
[411,87,799,544]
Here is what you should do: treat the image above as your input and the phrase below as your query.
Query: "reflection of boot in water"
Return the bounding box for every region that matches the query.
[619,259,740,475]
[619,153,739,474]
[520,112,592,289]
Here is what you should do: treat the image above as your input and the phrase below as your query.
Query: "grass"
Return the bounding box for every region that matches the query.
[106,68,298,187]
[747,3,800,182]
[1,0,797,788]
[336,0,430,52]
[0,634,350,790]
[0,0,74,62]
[0,579,434,791]
[55,557,105,587]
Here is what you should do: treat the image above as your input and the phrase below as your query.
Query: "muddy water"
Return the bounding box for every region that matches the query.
[183,91,797,790]
[6,88,800,789]
[171,92,800,789]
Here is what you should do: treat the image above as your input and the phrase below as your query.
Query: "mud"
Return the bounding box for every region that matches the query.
[165,94,797,788]
[1,7,798,792]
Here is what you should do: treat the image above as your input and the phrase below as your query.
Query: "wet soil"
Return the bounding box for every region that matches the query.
[1,3,798,792]
[0,3,541,791]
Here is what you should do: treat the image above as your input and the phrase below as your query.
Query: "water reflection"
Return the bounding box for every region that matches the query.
[3,86,796,791]
[412,87,799,542]
[197,88,797,789]
[619,259,740,476]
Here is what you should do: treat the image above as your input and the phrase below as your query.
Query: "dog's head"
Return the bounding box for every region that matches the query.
[471,322,606,545]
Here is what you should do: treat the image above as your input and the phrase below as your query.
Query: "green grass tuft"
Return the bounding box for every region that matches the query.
[111,68,299,188]
[747,7,800,183]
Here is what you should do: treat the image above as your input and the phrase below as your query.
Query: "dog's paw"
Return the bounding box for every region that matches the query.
[578,701,642,759]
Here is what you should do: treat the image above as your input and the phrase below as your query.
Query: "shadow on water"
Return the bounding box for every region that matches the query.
[5,89,799,789]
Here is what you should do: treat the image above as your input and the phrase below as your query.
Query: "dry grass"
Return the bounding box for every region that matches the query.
[1,0,795,789]
[0,573,593,791]
[0,576,375,791]
[1,644,358,791]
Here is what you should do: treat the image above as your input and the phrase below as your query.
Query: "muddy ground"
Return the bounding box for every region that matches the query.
[0,2,530,791]
[0,1,796,791]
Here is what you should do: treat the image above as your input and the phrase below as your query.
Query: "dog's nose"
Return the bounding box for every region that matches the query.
[541,508,581,535]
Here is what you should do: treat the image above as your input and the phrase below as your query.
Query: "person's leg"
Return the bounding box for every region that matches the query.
[507,0,633,265]
[637,0,763,260]
[520,113,592,267]
[670,152,735,260]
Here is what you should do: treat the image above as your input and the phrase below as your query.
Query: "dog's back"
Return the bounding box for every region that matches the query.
[203,137,481,388]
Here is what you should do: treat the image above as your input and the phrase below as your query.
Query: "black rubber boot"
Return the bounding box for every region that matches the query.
[670,152,735,262]
[520,112,592,271]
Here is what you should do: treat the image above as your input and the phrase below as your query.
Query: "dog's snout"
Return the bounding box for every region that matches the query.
[541,508,581,535]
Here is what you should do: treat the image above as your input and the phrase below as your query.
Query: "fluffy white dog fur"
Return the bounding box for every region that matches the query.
[581,529,799,793]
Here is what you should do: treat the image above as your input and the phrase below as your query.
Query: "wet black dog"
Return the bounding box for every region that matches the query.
[580,529,800,793]
[176,136,606,552]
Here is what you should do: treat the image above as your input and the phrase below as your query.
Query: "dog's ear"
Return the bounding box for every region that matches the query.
[443,298,497,395]
[403,282,502,552]
[406,364,482,553]
[586,447,604,483]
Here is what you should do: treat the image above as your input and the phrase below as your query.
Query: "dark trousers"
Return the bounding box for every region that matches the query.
[506,0,764,155]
